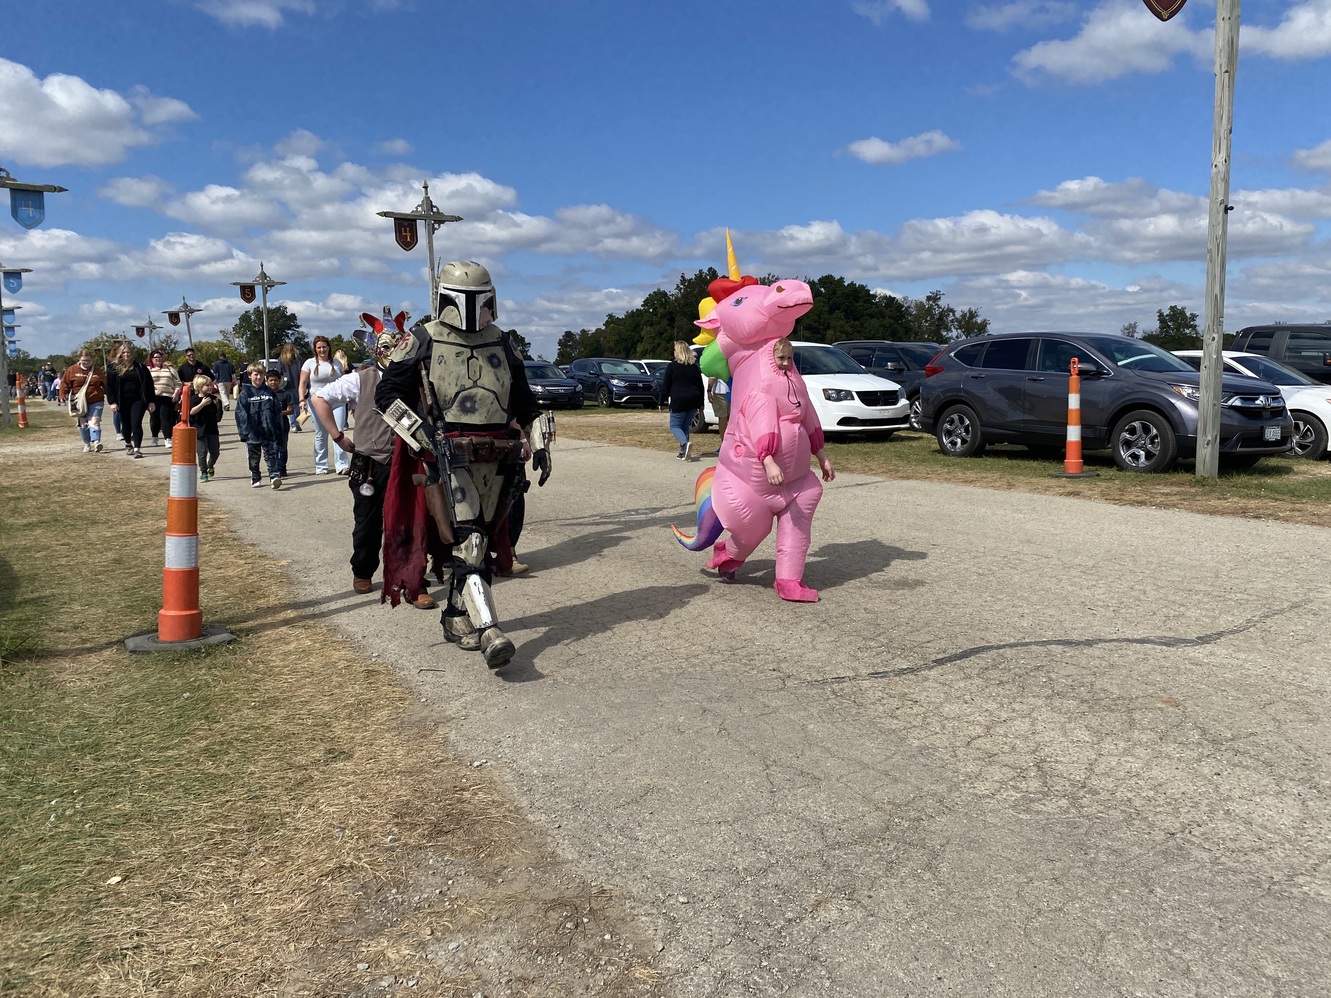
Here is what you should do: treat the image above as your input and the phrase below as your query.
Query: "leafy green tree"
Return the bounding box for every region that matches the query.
[1143,305,1201,351]
[229,305,308,362]
[1121,321,1140,339]
[507,329,533,359]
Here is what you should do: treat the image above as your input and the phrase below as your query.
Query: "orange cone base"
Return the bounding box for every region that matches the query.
[158,608,204,643]
[1049,469,1100,478]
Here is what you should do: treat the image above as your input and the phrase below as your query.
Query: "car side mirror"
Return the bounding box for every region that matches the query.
[1077,359,1105,376]
[881,362,904,373]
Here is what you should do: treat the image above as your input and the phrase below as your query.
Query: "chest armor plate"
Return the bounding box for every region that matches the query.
[425,320,512,428]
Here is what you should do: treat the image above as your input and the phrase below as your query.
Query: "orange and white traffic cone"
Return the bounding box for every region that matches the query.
[1051,356,1098,479]
[16,374,28,429]
[159,385,203,642]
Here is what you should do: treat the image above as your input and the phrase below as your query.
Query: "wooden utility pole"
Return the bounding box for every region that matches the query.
[1195,0,1241,479]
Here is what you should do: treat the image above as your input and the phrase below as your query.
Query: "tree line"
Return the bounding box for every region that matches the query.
[552,270,990,364]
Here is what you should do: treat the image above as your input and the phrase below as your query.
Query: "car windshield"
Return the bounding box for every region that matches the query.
[794,345,866,375]
[898,343,941,367]
[1234,354,1319,386]
[599,361,642,375]
[526,364,565,379]
[1080,335,1196,373]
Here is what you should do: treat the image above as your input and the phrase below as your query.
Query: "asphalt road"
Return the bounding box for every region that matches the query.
[136,420,1331,997]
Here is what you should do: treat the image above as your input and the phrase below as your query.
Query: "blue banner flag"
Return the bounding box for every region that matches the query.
[3,326,17,340]
[2,271,22,294]
[10,189,45,229]
[1,309,13,323]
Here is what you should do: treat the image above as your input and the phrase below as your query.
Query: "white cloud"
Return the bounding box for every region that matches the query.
[1293,139,1331,172]
[274,129,323,157]
[852,0,930,25]
[0,58,197,167]
[845,130,961,165]
[1013,1,1209,84]
[194,0,315,28]
[965,2,1077,31]
[99,176,177,208]
[1243,0,1331,60]
[1027,176,1200,218]
[376,138,414,156]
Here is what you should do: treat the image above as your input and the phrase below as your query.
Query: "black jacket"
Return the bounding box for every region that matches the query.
[659,361,705,412]
[109,361,153,406]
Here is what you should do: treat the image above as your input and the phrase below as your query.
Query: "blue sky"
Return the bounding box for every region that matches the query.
[2,0,1330,360]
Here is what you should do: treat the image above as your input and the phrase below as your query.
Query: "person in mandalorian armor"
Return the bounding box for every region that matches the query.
[375,260,542,670]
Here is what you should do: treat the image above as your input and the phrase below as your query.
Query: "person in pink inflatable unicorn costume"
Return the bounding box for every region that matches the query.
[695,279,835,602]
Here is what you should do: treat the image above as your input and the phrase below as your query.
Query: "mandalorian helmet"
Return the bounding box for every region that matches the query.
[436,260,497,333]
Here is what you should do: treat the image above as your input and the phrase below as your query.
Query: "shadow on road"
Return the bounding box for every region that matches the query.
[499,583,710,683]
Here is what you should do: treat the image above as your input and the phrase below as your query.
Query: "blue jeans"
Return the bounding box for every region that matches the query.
[310,403,349,473]
[77,401,105,445]
[668,409,695,447]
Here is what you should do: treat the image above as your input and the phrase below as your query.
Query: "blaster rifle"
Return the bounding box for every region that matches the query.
[416,369,460,545]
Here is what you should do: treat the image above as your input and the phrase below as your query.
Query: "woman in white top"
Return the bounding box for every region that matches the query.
[298,335,349,474]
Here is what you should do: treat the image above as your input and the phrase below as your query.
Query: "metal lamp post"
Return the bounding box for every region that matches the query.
[376,182,463,312]
[1,166,65,427]
[231,263,286,365]
[0,264,33,428]
[163,298,203,348]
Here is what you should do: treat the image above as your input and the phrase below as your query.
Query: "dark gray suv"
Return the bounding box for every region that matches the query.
[1229,324,1331,385]
[919,332,1294,472]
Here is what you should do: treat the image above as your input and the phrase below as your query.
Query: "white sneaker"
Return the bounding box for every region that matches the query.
[82,443,91,453]
[94,441,103,453]
[271,477,282,490]
[165,439,172,450]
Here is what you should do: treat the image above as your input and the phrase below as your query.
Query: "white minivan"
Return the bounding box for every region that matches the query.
[684,341,909,437]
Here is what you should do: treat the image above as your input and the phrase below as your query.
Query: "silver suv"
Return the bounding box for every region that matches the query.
[919,332,1294,472]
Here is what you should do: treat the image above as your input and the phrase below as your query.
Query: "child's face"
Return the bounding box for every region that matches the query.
[250,370,265,386]
[266,375,282,392]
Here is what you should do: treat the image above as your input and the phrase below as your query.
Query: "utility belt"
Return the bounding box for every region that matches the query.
[445,431,524,464]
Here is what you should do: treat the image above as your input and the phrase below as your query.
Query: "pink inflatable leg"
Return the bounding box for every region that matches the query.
[711,475,777,568]
[773,475,822,580]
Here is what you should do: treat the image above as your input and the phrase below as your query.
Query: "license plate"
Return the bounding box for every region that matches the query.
[1264,424,1281,441]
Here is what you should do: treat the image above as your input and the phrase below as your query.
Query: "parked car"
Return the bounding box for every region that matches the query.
[630,359,670,379]
[1230,324,1331,385]
[833,340,944,431]
[566,357,657,407]
[790,341,911,437]
[1173,350,1331,460]
[523,360,585,409]
[919,332,1294,472]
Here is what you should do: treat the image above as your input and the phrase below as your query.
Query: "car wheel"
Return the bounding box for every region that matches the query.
[908,393,923,432]
[689,409,708,434]
[935,404,985,457]
[1289,411,1328,460]
[1110,409,1178,473]
[597,386,614,408]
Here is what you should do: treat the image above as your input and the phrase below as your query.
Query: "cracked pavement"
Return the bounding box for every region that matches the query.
[146,431,1331,997]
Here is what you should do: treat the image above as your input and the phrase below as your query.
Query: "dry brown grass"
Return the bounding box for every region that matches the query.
[0,403,666,998]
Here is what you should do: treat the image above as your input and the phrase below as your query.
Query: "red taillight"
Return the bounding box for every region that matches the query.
[924,362,944,378]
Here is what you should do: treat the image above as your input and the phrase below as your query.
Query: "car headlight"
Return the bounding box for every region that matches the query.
[1169,384,1202,403]
[822,388,855,402]
[609,378,627,387]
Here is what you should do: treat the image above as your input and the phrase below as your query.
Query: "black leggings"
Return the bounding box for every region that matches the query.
[119,398,147,449]
[150,394,177,438]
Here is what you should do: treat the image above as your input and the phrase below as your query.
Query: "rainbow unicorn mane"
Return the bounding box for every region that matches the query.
[671,465,724,551]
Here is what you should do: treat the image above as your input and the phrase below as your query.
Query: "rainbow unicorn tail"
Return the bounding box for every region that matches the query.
[671,465,724,552]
